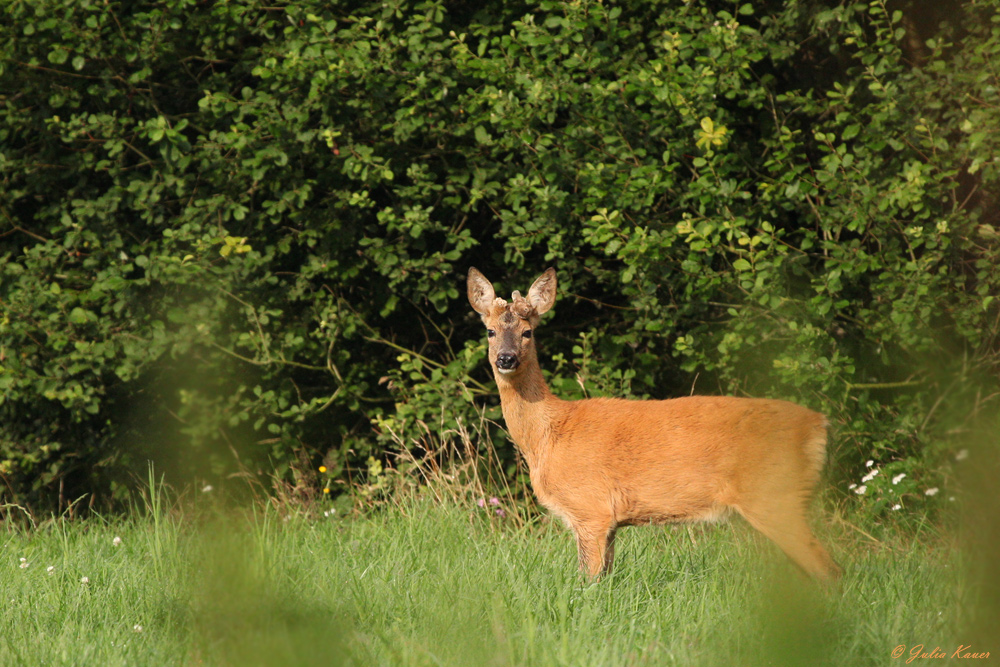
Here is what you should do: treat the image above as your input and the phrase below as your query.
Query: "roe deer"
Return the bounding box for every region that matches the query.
[467,267,841,581]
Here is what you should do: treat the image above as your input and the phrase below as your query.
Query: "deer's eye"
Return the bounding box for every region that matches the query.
[522,330,533,339]
[487,329,496,338]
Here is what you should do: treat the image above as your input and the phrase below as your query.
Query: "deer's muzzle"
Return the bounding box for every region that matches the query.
[496,353,519,372]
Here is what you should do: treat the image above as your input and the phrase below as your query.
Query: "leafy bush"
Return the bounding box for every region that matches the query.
[1,0,997,513]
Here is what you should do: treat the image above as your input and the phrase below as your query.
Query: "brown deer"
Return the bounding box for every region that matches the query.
[467,267,841,581]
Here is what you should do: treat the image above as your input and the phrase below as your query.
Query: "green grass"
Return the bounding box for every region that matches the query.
[2,491,989,667]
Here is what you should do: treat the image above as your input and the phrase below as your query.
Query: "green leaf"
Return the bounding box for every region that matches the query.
[68,308,92,324]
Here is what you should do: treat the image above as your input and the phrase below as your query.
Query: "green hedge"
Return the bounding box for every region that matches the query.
[1,0,997,512]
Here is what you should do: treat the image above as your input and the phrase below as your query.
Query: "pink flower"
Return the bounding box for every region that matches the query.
[494,508,506,518]
[489,497,500,506]
[476,498,485,508]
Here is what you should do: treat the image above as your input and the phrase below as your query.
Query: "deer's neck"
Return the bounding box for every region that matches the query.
[494,360,562,471]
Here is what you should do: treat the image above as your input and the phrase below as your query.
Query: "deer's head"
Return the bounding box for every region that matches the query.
[467,267,557,377]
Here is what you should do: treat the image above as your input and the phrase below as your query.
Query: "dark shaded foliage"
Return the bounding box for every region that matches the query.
[1,0,997,512]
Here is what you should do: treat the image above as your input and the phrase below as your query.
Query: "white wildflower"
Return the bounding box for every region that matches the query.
[955,449,968,461]
[854,485,867,495]
[861,469,879,483]
[113,536,122,547]
[80,576,90,584]
[848,483,857,490]
[133,624,143,633]
[924,487,939,496]
[47,566,55,574]
[19,558,29,569]
[865,460,874,468]
[892,504,902,511]
[202,485,213,493]
[892,473,906,485]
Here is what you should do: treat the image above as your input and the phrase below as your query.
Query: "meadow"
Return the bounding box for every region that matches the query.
[2,478,990,667]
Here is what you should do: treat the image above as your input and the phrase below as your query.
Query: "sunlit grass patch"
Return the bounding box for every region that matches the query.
[0,488,982,667]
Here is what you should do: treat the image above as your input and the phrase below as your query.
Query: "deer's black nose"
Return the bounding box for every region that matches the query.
[496,354,519,370]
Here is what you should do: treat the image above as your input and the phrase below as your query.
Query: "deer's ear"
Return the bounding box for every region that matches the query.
[467,267,496,316]
[527,268,557,315]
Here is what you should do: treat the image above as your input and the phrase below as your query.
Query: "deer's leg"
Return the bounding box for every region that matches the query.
[738,501,841,582]
[574,520,617,578]
[603,527,619,575]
